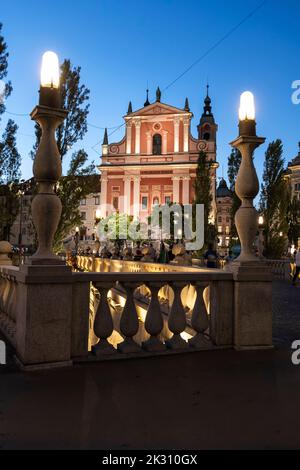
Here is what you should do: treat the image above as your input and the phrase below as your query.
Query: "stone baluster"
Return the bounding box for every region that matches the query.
[230,127,265,263]
[92,282,116,356]
[2,275,10,315]
[29,85,67,264]
[166,281,188,349]
[6,276,17,323]
[118,282,141,353]
[188,282,211,348]
[142,282,165,352]
[0,274,5,313]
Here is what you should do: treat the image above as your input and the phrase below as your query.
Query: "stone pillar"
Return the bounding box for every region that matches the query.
[228,125,272,350]
[124,175,131,215]
[183,118,189,152]
[30,105,68,264]
[162,130,168,154]
[100,173,108,218]
[230,135,265,263]
[182,176,190,204]
[126,121,132,154]
[135,119,141,154]
[133,175,140,219]
[174,117,180,153]
[172,176,180,204]
[146,131,152,155]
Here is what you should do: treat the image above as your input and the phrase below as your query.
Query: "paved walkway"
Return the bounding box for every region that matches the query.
[0,280,299,450]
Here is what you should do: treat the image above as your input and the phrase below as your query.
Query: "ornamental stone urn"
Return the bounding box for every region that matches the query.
[0,241,13,266]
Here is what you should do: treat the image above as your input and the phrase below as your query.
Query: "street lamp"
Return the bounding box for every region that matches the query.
[230,91,265,263]
[74,226,80,254]
[29,51,68,264]
[258,214,264,258]
[95,209,101,225]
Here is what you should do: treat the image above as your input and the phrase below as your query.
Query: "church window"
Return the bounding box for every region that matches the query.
[165,196,171,205]
[141,196,148,210]
[153,134,162,155]
[153,196,159,206]
[112,197,119,210]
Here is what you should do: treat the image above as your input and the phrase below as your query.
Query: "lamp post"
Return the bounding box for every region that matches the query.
[29,51,67,265]
[17,181,25,264]
[258,215,264,258]
[230,91,265,263]
[74,226,80,254]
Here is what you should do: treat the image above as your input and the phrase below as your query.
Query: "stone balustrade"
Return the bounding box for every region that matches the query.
[265,259,291,280]
[0,254,273,367]
[72,270,234,358]
[0,267,19,348]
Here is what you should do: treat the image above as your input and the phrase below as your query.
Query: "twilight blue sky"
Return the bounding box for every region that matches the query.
[0,0,299,185]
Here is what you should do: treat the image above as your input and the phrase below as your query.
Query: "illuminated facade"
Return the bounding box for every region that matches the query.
[99,87,218,221]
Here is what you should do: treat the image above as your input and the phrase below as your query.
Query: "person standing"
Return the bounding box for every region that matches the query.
[204,243,218,268]
[292,249,300,286]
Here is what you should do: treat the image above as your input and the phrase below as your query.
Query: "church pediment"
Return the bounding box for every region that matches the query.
[126,101,191,117]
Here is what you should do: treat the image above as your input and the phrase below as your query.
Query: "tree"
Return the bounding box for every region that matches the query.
[259,139,287,258]
[227,148,242,240]
[53,150,98,252]
[30,59,96,251]
[287,194,300,247]
[0,119,21,240]
[194,151,216,247]
[0,23,12,119]
[1,119,21,182]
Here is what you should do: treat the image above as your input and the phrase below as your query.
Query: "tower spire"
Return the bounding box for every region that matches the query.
[127,101,132,114]
[202,83,213,117]
[156,86,161,102]
[102,127,108,145]
[144,89,150,107]
[184,97,190,112]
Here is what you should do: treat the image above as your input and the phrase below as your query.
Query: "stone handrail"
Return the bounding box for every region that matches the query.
[76,255,203,274]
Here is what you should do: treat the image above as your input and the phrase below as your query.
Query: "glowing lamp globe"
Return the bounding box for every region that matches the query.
[238,91,256,136]
[258,215,264,226]
[40,51,60,88]
[239,91,255,121]
[39,51,61,108]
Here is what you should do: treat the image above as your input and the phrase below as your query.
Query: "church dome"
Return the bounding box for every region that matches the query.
[216,178,232,198]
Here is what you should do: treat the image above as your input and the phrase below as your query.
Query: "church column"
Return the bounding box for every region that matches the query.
[124,175,131,214]
[100,173,108,218]
[183,118,189,152]
[182,176,190,205]
[126,121,132,154]
[172,175,180,204]
[162,130,168,154]
[135,119,141,154]
[133,175,141,219]
[174,117,180,153]
[146,131,152,155]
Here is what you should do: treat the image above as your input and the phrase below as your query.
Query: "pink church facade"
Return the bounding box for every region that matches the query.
[99,88,218,221]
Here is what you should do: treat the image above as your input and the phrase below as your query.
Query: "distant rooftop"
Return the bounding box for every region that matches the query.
[216,178,232,198]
